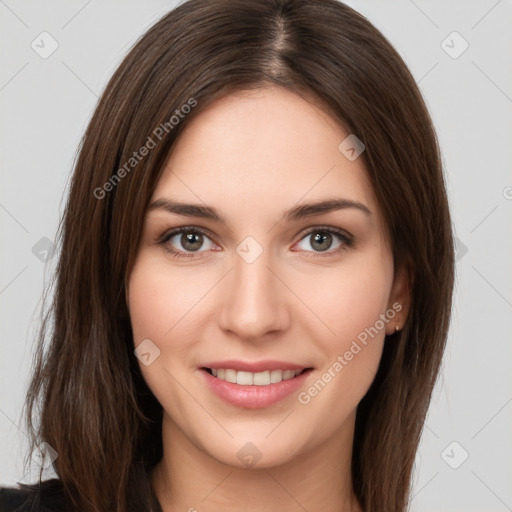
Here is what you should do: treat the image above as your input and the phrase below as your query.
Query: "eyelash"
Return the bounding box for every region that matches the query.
[156,225,354,260]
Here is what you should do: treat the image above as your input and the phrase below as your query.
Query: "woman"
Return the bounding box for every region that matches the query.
[0,0,454,511]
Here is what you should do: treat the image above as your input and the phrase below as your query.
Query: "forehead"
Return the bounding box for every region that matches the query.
[152,87,381,230]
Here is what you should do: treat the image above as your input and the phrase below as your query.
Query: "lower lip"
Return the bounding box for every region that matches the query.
[200,368,313,409]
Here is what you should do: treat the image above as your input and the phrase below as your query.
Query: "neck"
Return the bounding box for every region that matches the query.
[151,412,362,512]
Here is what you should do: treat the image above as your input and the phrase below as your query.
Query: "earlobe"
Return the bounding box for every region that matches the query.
[386,265,412,336]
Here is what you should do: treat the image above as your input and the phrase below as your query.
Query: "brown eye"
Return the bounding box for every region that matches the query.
[309,232,333,252]
[159,228,217,257]
[179,232,205,251]
[295,227,353,255]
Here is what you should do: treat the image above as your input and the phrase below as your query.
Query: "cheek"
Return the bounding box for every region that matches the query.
[128,252,205,346]
[128,267,168,348]
[128,251,225,390]
[127,254,205,414]
[293,255,393,421]
[294,255,393,347]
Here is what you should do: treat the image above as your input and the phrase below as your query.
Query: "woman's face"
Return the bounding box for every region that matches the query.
[128,87,409,468]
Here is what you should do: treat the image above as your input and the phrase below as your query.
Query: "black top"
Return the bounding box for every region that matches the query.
[0,479,67,512]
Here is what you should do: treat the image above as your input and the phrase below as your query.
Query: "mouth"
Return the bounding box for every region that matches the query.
[202,367,310,385]
[199,363,314,409]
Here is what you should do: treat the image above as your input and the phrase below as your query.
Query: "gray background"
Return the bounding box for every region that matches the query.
[1,1,511,510]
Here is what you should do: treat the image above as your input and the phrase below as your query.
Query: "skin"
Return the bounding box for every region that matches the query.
[128,87,410,512]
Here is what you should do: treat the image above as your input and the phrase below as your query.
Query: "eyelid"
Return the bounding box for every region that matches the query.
[296,224,352,241]
[156,225,220,256]
[156,225,216,244]
[291,225,354,255]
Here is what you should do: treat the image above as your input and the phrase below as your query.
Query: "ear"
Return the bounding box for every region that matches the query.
[385,264,412,336]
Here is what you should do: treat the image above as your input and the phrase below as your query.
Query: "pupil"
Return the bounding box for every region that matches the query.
[312,232,332,252]
[182,232,203,251]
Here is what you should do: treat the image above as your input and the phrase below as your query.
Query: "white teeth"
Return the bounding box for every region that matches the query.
[270,369,283,383]
[225,369,237,383]
[209,368,302,385]
[236,371,253,385]
[283,370,296,380]
[253,370,270,385]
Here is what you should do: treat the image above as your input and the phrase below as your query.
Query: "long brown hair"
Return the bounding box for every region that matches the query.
[23,1,454,511]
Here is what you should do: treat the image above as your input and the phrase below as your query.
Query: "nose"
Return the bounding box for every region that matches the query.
[217,248,289,340]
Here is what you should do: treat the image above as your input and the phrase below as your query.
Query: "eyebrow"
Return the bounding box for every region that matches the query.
[147,197,372,223]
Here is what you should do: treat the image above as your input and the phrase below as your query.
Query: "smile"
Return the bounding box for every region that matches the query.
[199,361,313,409]
[206,368,305,385]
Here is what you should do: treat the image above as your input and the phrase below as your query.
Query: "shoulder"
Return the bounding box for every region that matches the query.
[0,479,67,512]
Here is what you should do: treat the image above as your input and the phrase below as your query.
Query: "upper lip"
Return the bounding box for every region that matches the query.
[201,360,310,373]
